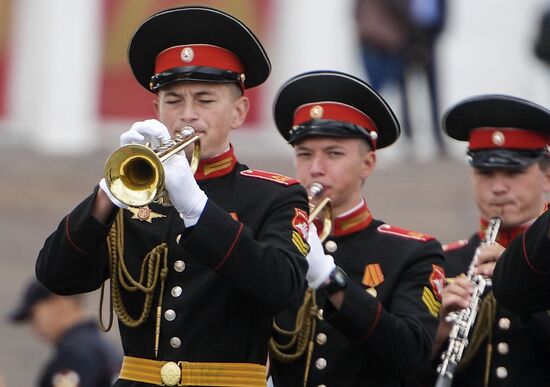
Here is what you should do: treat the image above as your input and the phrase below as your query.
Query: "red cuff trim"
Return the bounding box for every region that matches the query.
[214,222,243,271]
[521,230,550,275]
[155,44,244,75]
[356,302,382,343]
[293,101,378,134]
[64,215,94,255]
[469,127,550,150]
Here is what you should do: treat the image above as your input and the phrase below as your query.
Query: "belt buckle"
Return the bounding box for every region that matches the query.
[160,361,181,386]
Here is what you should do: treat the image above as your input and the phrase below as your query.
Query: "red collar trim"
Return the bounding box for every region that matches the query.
[478,217,526,248]
[333,201,373,237]
[194,147,237,181]
[469,127,550,150]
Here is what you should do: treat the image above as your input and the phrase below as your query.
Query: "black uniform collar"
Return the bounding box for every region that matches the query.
[194,146,237,181]
[333,199,373,237]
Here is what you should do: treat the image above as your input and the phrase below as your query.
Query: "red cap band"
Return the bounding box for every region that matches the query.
[469,127,550,150]
[155,44,244,75]
[293,102,378,134]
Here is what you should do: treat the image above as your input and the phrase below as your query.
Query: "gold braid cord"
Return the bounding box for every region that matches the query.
[99,210,168,355]
[458,291,496,378]
[269,287,319,386]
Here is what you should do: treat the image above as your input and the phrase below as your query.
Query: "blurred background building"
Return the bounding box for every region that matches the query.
[1,0,549,385]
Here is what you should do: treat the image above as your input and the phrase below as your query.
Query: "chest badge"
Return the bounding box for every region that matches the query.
[363,263,384,297]
[128,205,166,223]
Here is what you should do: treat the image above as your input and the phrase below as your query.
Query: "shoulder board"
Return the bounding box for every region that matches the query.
[377,224,435,242]
[240,169,299,186]
[442,239,469,252]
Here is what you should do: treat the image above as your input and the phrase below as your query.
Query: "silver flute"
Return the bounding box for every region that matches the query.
[435,217,501,387]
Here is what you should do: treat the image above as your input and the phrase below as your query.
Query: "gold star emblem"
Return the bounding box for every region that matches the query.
[181,47,195,63]
[310,105,324,119]
[128,205,166,223]
[492,131,505,146]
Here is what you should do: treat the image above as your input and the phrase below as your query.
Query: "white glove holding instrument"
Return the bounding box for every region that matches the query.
[306,223,336,289]
[164,154,207,227]
[98,119,172,210]
[99,178,128,209]
[120,119,171,148]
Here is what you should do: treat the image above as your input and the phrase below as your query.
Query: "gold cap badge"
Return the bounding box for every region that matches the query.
[492,131,505,146]
[310,105,324,119]
[181,47,195,63]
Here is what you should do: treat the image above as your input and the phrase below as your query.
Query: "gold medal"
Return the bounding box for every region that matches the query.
[366,287,377,297]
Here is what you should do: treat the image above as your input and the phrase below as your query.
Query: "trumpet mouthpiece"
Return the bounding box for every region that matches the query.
[310,183,324,197]
[180,126,195,137]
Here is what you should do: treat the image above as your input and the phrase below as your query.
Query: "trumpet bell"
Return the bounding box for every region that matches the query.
[103,127,200,208]
[104,144,164,207]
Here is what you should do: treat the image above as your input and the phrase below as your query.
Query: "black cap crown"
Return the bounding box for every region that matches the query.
[9,279,53,322]
[274,70,400,149]
[129,6,271,92]
[443,95,550,169]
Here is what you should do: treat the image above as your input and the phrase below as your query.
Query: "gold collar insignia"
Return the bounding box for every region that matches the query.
[128,205,167,223]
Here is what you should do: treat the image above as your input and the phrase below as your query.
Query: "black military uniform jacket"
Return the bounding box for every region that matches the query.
[494,209,550,314]
[40,320,121,387]
[437,224,550,387]
[270,201,445,387]
[36,148,309,385]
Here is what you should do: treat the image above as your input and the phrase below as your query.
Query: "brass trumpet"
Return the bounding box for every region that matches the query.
[104,126,200,207]
[308,183,333,241]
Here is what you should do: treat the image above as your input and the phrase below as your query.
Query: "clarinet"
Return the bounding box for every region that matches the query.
[435,217,501,387]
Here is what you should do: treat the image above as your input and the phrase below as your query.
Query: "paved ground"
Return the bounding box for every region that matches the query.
[0,137,477,386]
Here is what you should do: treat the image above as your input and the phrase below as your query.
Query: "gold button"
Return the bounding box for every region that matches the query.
[170,337,181,348]
[495,366,508,379]
[316,333,327,345]
[315,357,327,370]
[164,309,176,321]
[174,260,186,272]
[176,234,181,244]
[325,240,337,253]
[171,286,183,297]
[317,308,324,320]
[498,318,511,330]
[497,342,509,355]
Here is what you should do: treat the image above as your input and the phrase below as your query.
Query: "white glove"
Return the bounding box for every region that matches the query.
[164,154,207,227]
[99,178,128,209]
[120,119,171,148]
[306,223,336,289]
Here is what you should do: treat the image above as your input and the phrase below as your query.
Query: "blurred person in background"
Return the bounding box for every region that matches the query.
[9,278,121,387]
[35,6,309,387]
[268,70,445,386]
[355,0,447,158]
[424,95,550,386]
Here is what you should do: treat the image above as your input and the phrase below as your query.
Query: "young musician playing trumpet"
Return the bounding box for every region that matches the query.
[35,7,309,386]
[268,70,445,387]
[425,95,550,386]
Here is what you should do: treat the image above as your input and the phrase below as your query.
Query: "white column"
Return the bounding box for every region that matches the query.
[8,0,101,154]
[269,0,363,94]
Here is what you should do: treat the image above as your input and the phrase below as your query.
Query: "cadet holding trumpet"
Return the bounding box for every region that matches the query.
[421,95,550,387]
[268,70,445,387]
[36,7,309,387]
